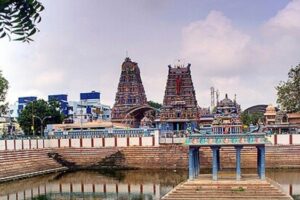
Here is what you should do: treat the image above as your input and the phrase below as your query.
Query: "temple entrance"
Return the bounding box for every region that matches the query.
[122,106,157,128]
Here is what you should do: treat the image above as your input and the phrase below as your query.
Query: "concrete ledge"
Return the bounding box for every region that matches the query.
[0,167,68,183]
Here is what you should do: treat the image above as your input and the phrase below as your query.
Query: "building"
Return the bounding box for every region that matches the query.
[111,57,153,127]
[48,94,69,116]
[211,94,242,134]
[244,105,269,115]
[69,91,111,123]
[264,104,300,133]
[159,63,199,131]
[17,96,37,114]
[264,104,277,125]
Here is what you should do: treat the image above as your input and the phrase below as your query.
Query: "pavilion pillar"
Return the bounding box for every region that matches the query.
[258,146,266,179]
[217,148,221,171]
[189,147,195,180]
[257,146,261,176]
[195,147,200,177]
[211,146,219,181]
[194,148,198,178]
[235,146,243,180]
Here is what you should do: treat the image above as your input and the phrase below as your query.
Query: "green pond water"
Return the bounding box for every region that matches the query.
[0,169,299,200]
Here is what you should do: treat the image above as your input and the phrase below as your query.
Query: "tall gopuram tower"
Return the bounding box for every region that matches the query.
[159,63,199,131]
[111,57,149,127]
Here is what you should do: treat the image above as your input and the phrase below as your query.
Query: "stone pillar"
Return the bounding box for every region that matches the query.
[257,146,261,177]
[211,146,219,181]
[235,146,243,180]
[194,147,200,177]
[189,147,195,180]
[259,146,266,180]
[194,148,197,178]
[197,148,200,176]
[217,148,221,171]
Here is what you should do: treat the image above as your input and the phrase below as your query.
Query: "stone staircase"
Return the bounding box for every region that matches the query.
[162,175,293,200]
[0,149,66,182]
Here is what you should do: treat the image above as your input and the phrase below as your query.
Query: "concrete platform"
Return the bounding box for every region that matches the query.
[162,174,293,200]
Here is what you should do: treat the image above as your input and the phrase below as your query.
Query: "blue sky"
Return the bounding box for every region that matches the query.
[0,0,298,109]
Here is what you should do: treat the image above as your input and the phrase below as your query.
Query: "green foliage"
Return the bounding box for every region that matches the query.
[0,0,44,42]
[0,70,8,115]
[241,112,263,126]
[276,64,300,113]
[231,186,245,192]
[147,100,162,109]
[18,99,64,136]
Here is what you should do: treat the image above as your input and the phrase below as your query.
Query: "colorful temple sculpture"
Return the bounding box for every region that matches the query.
[158,63,199,131]
[211,94,242,134]
[264,104,300,134]
[111,57,155,127]
[187,94,266,181]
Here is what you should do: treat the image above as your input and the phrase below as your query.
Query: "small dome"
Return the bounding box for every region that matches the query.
[266,104,276,112]
[219,94,234,106]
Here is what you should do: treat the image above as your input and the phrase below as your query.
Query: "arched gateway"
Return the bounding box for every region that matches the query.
[186,132,267,181]
[121,105,157,127]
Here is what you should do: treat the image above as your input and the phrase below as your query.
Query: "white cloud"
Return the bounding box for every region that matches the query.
[180,1,300,109]
[181,11,250,73]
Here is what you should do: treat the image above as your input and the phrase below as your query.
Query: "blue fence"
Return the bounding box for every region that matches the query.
[45,128,158,139]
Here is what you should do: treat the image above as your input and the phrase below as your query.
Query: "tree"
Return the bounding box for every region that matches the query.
[18,99,64,136]
[147,100,162,110]
[276,64,300,113]
[241,112,264,126]
[0,0,44,42]
[0,70,8,115]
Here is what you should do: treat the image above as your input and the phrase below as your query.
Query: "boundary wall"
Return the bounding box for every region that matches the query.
[160,134,300,145]
[266,134,300,145]
[0,134,159,152]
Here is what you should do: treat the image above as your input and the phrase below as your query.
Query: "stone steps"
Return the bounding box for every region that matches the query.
[162,176,292,200]
[0,149,63,181]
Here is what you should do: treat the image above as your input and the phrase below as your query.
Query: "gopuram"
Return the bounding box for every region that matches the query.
[111,57,154,127]
[158,63,199,131]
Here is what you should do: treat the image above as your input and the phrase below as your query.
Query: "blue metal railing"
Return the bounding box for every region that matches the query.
[44,128,158,139]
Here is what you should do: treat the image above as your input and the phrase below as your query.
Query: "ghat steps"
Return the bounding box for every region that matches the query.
[0,149,66,182]
[162,174,292,200]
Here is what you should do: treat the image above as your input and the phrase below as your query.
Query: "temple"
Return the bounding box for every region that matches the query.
[212,94,242,134]
[111,57,153,127]
[158,63,199,131]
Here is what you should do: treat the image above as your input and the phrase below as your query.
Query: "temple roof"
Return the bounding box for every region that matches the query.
[218,94,235,107]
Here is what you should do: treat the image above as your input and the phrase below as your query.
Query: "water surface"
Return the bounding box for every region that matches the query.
[0,169,299,200]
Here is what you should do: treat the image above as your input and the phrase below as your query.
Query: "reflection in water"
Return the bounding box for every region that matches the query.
[0,170,187,200]
[0,169,299,200]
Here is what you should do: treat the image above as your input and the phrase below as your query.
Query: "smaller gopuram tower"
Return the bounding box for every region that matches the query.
[111,57,148,127]
[159,63,199,131]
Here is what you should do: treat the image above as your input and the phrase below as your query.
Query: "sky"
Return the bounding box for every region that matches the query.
[0,0,299,110]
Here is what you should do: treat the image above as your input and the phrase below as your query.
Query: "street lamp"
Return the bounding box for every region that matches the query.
[33,115,52,137]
